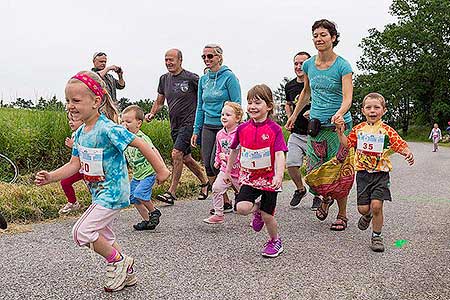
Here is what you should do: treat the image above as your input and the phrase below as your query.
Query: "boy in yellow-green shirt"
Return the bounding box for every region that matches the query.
[122,105,163,231]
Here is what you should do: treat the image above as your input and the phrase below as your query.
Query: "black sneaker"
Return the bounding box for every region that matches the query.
[209,203,234,215]
[311,196,322,211]
[133,220,155,231]
[223,203,233,213]
[148,208,161,228]
[0,212,7,230]
[290,189,307,208]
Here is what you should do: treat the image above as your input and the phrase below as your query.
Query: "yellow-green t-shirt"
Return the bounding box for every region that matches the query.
[124,130,155,180]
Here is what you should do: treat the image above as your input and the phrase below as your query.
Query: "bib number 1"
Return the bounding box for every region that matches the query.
[240,146,271,170]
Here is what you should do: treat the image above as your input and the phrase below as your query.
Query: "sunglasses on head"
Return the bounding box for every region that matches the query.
[201,54,218,60]
[94,52,107,58]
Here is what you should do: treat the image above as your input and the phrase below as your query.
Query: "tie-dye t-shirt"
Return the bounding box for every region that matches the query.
[346,120,408,172]
[72,114,135,209]
[124,130,155,180]
[230,118,288,191]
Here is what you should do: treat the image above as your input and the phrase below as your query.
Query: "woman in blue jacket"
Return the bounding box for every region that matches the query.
[191,44,241,201]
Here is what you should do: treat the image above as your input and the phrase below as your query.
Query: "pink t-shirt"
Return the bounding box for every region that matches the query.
[230,118,288,191]
[215,127,240,178]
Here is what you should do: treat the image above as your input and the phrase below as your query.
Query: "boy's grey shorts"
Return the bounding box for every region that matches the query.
[286,133,308,168]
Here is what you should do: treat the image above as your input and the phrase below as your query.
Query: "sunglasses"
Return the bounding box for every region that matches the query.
[94,52,107,58]
[201,54,218,60]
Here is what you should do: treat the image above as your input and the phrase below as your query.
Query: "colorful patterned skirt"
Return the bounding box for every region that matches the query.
[304,126,355,200]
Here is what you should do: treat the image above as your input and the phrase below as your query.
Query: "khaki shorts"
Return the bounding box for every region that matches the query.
[286,133,307,168]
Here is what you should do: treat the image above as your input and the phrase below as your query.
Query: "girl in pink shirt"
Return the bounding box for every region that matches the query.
[203,102,243,224]
[225,84,288,258]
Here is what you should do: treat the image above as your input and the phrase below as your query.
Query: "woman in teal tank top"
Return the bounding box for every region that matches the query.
[286,19,354,231]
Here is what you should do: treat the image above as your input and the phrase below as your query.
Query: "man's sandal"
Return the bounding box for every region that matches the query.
[315,197,334,221]
[358,213,373,231]
[156,191,176,205]
[330,215,348,231]
[198,182,211,200]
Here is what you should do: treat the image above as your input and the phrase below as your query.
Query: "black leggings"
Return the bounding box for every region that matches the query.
[201,125,222,177]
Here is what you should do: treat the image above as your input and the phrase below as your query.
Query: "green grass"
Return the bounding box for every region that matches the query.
[0,108,200,176]
[0,108,203,223]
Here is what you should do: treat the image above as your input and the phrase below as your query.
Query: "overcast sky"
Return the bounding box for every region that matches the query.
[0,0,395,104]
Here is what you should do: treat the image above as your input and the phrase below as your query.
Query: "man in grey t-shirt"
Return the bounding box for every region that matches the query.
[145,49,208,205]
[91,52,125,106]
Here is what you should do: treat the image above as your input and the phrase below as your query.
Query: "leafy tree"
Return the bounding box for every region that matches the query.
[354,0,450,134]
[12,97,34,109]
[46,95,65,111]
[117,97,132,112]
[272,77,290,125]
[124,98,169,121]
[35,96,65,111]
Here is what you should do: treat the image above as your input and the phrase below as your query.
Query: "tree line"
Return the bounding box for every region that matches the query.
[0,97,169,121]
[275,0,450,134]
[3,1,449,133]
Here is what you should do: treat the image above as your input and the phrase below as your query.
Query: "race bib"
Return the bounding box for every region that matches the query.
[78,145,105,182]
[357,132,385,155]
[240,146,271,170]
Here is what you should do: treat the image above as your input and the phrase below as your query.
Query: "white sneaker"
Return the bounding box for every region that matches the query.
[124,261,137,287]
[104,255,134,292]
[59,202,81,214]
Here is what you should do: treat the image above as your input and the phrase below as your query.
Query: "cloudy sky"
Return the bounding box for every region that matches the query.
[0,0,395,104]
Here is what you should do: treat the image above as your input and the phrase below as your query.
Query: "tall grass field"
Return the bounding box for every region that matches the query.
[0,108,200,223]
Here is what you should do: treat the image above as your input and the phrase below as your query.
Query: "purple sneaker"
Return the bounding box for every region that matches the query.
[262,238,283,258]
[252,210,264,232]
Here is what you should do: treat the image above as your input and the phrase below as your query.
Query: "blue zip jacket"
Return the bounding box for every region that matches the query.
[193,65,241,134]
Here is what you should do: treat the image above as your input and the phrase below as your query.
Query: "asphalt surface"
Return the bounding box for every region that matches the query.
[0,142,449,300]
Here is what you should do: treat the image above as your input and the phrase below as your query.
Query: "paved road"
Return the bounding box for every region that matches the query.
[1,142,449,300]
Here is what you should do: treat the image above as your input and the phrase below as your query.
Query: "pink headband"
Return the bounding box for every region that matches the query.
[71,73,105,98]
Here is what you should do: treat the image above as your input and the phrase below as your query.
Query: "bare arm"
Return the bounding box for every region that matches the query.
[35,156,81,186]
[271,151,285,190]
[401,147,415,166]
[116,68,125,88]
[331,73,353,124]
[98,66,115,78]
[285,102,294,118]
[336,123,349,148]
[285,75,311,130]
[145,94,165,122]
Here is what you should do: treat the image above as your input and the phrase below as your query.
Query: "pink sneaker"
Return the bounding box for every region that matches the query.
[262,238,283,258]
[203,214,224,224]
[252,210,264,232]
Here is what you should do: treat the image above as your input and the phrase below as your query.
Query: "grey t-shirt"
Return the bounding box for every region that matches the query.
[158,69,199,130]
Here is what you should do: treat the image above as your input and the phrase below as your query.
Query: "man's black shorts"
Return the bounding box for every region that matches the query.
[356,171,392,205]
[171,126,193,155]
[235,184,278,215]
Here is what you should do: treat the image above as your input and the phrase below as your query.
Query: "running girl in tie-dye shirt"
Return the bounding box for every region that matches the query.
[35,71,170,292]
